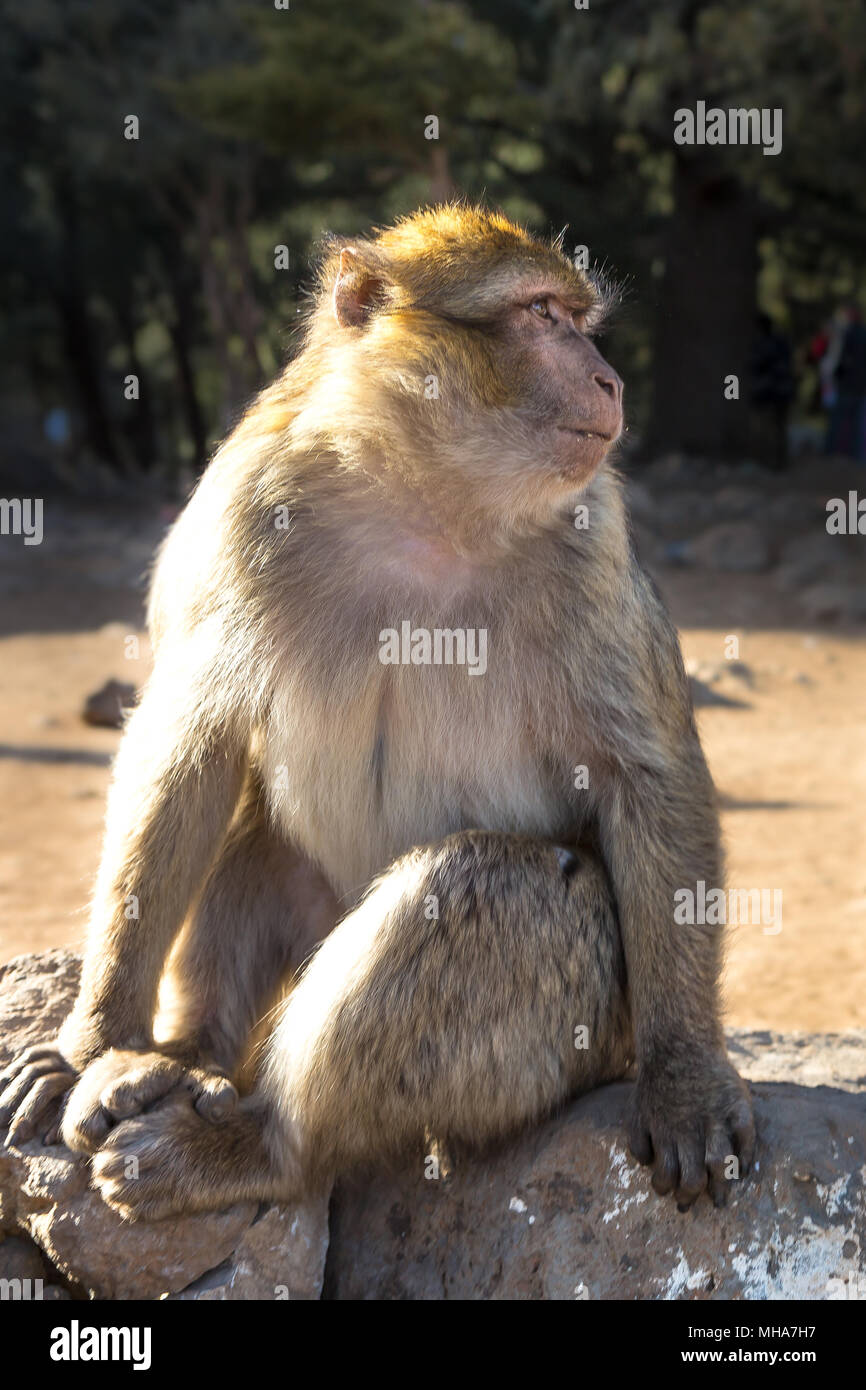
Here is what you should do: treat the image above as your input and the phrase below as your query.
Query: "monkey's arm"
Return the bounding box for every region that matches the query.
[595,584,754,1207]
[0,647,245,1145]
[67,668,244,1061]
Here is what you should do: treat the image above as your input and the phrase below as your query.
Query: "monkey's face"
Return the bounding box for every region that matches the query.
[315,207,625,522]
[494,290,623,488]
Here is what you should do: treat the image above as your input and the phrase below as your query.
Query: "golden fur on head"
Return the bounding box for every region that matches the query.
[315,203,610,324]
[218,203,621,545]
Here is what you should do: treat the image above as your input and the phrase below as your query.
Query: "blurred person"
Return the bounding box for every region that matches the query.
[749,312,794,470]
[807,317,835,411]
[826,306,866,461]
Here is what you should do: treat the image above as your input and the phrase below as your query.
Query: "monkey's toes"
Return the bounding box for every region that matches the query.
[93,1166,179,1223]
[62,1094,113,1153]
[181,1067,238,1122]
[92,1102,194,1222]
[60,1049,181,1153]
[98,1052,184,1120]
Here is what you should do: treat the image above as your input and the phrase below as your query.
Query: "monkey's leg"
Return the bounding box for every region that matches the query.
[0,655,246,1146]
[93,833,632,1220]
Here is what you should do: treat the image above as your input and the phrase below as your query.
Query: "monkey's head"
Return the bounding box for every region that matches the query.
[298,205,623,529]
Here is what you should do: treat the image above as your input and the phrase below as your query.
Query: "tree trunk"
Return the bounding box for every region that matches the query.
[163,268,209,474]
[53,177,118,467]
[198,175,246,427]
[115,298,158,472]
[647,157,757,458]
[228,160,264,386]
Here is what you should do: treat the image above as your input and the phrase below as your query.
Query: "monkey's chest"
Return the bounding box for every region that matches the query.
[262,643,585,900]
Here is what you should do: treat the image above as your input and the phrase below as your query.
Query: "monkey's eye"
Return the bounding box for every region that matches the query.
[530,298,551,320]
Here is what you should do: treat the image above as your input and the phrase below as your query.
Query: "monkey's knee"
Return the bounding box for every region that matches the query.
[423,832,632,1078]
[262,831,631,1175]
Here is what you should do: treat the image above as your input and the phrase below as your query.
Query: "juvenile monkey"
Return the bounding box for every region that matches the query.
[0,206,754,1217]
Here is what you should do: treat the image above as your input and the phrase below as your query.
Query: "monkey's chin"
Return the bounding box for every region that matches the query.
[551,429,613,487]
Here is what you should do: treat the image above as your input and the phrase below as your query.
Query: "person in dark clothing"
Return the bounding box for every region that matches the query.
[749,312,795,470]
[826,308,866,461]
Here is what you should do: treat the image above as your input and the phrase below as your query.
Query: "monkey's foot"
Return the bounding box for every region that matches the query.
[61,1048,238,1154]
[92,1092,284,1221]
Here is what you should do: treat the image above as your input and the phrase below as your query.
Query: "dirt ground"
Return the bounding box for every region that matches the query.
[0,463,864,1031]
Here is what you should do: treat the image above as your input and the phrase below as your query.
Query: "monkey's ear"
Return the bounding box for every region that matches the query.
[333,247,387,328]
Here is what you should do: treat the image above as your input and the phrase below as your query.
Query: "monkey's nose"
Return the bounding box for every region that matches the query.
[593,368,623,407]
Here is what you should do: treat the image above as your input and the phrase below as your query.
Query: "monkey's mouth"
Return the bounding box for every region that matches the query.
[556,426,614,443]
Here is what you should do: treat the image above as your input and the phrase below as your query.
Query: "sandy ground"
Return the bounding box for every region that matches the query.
[0,475,864,1032]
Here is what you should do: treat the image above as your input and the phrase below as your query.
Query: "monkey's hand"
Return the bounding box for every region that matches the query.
[628,1051,755,1210]
[59,1049,238,1154]
[0,1043,78,1147]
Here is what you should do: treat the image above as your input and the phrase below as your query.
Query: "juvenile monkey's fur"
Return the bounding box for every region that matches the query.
[0,206,753,1217]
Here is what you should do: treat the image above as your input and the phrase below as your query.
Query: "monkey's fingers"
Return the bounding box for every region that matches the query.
[649,1140,679,1197]
[729,1094,756,1177]
[99,1054,184,1120]
[0,1058,75,1129]
[626,1116,654,1167]
[182,1068,238,1123]
[705,1124,732,1208]
[673,1132,709,1210]
[43,1118,65,1146]
[3,1072,75,1147]
[0,1043,68,1092]
[0,1044,57,1084]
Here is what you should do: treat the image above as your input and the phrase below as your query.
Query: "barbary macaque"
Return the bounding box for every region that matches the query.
[0,206,753,1217]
